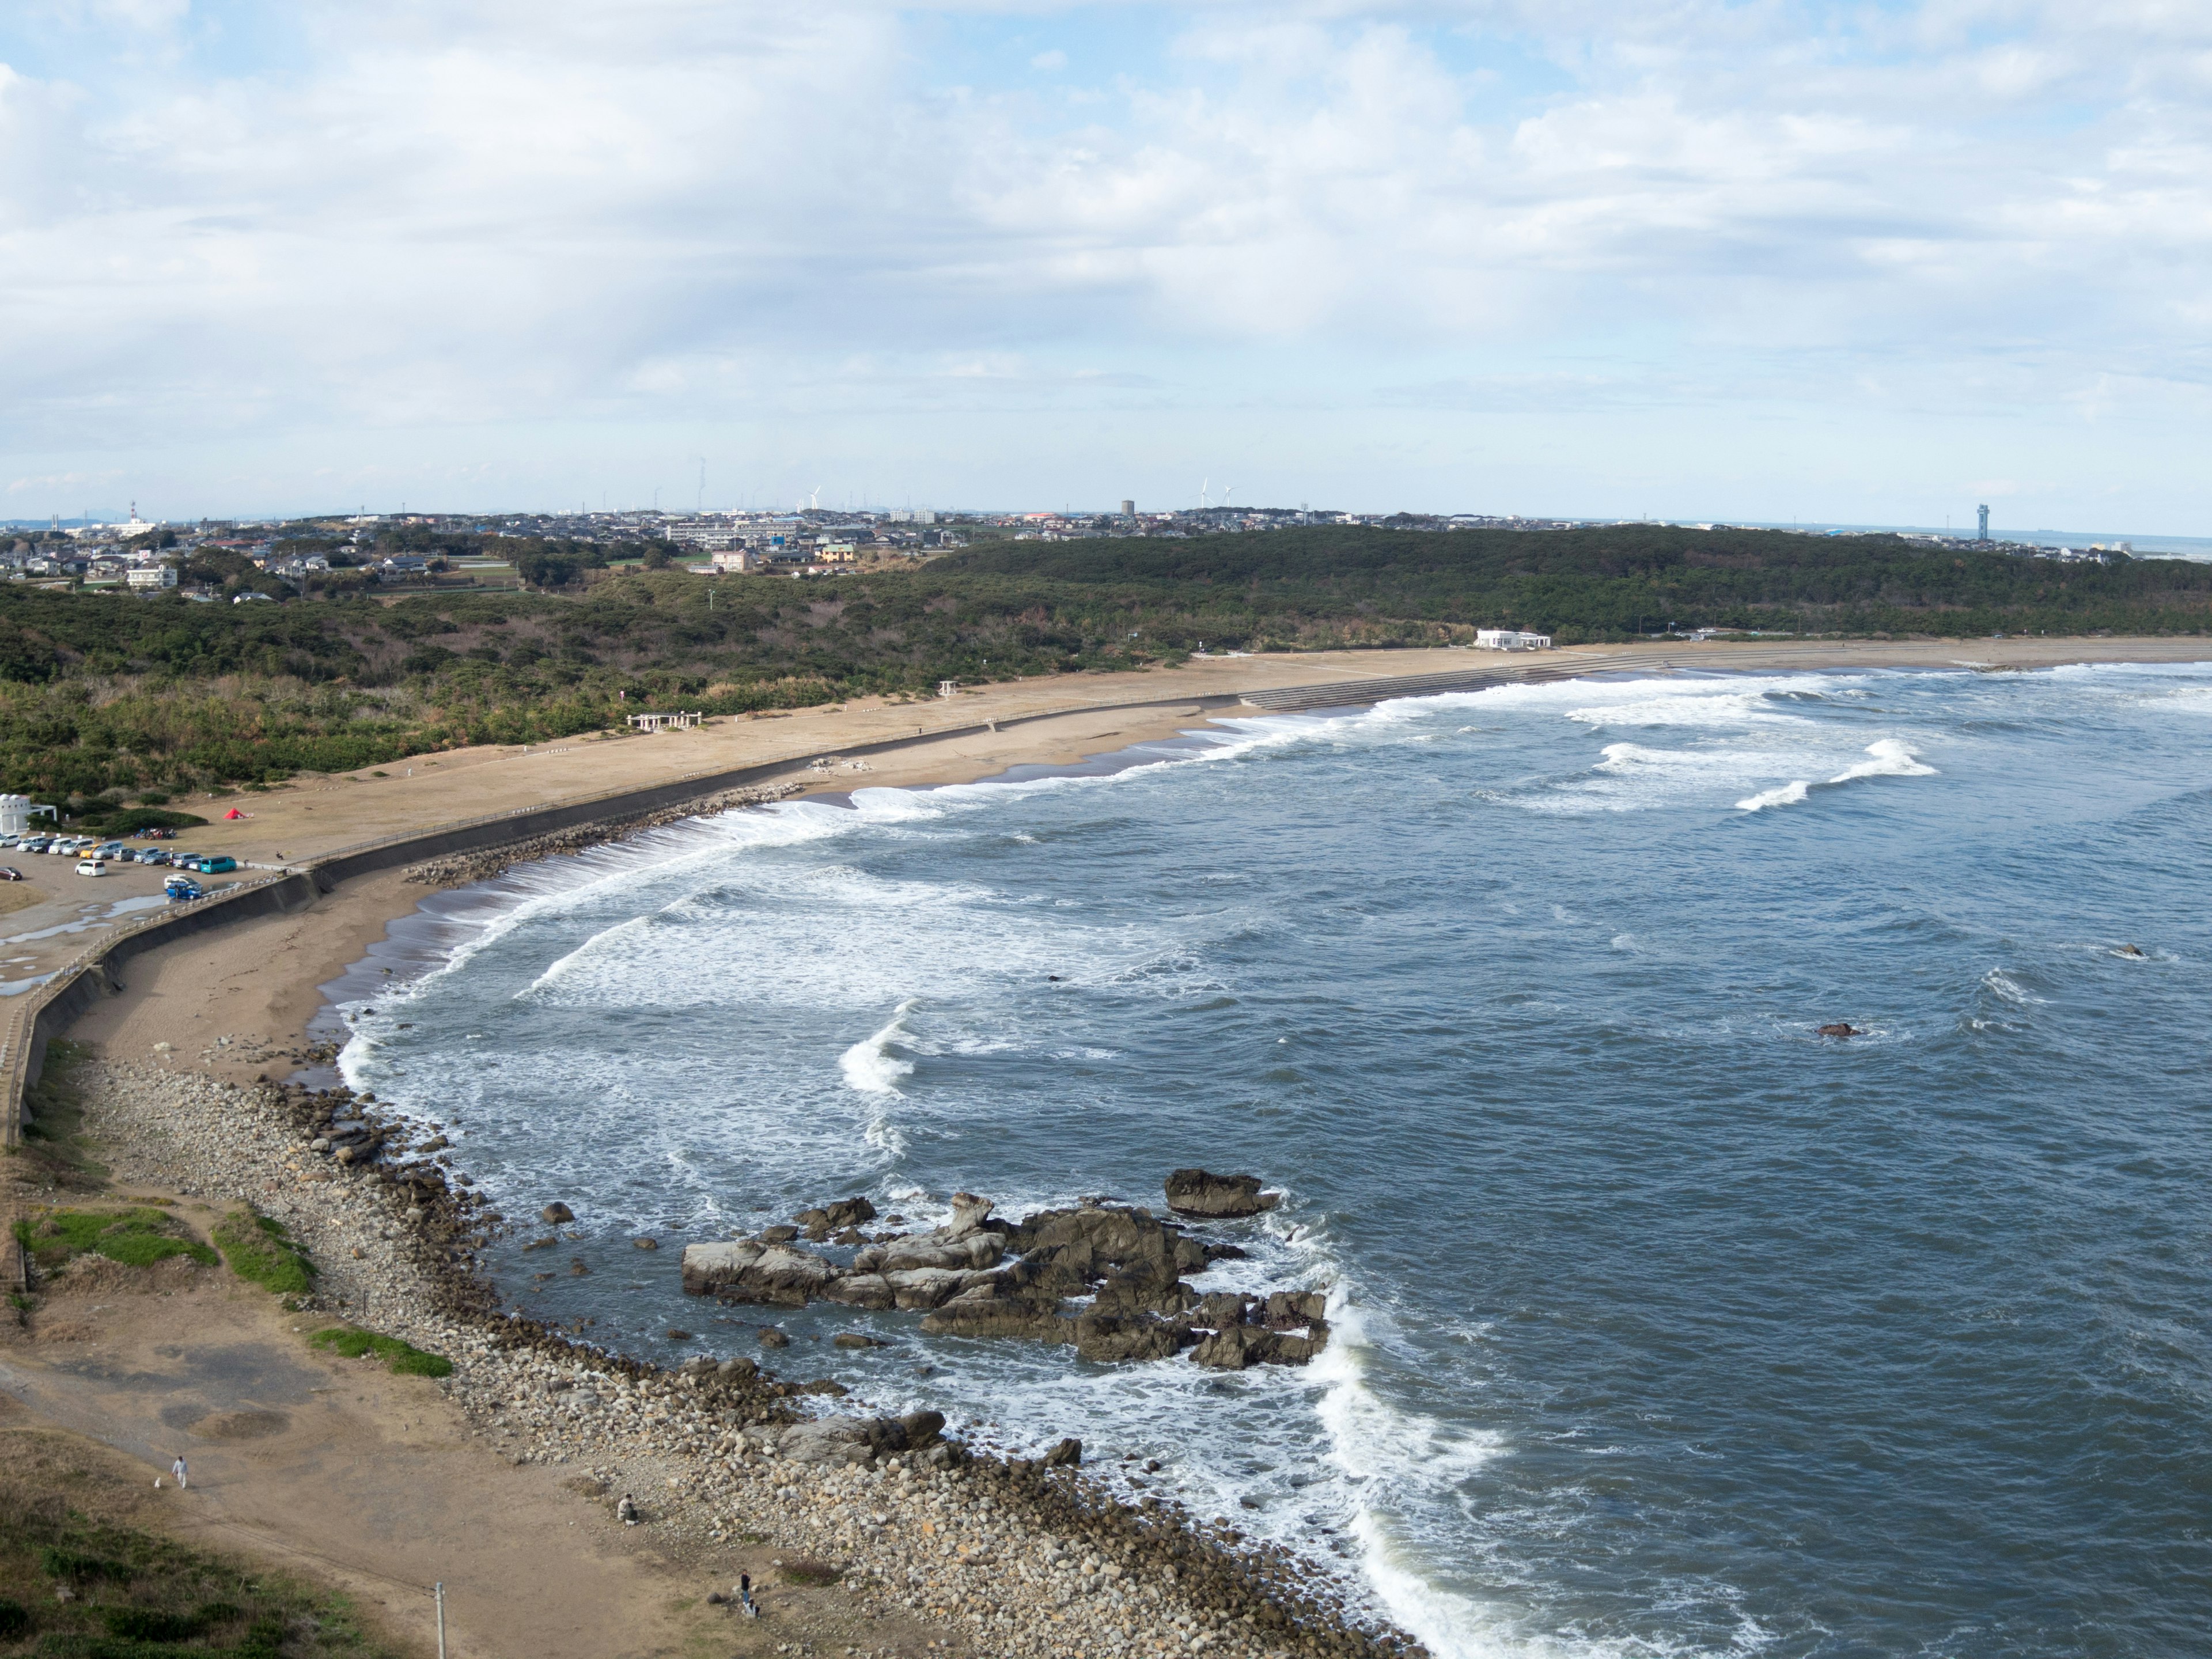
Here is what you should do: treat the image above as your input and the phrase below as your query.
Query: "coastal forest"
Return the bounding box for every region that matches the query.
[5,523,2210,804]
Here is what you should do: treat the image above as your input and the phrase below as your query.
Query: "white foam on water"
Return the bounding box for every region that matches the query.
[1981,967,2044,1006]
[1828,738,1937,783]
[840,999,919,1096]
[1736,781,1810,812]
[1734,741,1937,812]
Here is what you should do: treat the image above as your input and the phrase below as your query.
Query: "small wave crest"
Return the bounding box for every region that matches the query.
[840,999,919,1096]
[1737,740,1937,811]
[1736,781,1809,812]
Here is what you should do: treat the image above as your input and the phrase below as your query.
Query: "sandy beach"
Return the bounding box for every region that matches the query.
[7,634,2212,1658]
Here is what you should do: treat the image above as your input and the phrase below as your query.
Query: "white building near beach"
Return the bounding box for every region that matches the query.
[1475,628,1552,650]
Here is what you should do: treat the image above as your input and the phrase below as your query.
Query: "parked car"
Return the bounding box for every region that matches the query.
[0,866,21,881]
[76,858,108,877]
[186,855,238,874]
[137,849,171,867]
[18,838,51,855]
[94,842,127,861]
[164,876,202,902]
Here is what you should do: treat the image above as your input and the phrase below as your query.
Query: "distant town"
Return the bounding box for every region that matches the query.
[0,501,2142,603]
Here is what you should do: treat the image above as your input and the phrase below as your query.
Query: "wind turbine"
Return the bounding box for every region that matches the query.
[694,457,706,514]
[1221,484,1237,508]
[1199,478,1210,509]
[809,484,823,511]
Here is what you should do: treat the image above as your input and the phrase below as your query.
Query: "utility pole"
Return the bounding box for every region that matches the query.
[434,1583,446,1659]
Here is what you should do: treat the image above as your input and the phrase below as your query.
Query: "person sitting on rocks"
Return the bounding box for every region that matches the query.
[616,1493,638,1525]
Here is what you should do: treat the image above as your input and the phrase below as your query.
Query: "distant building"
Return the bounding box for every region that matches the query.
[1120,499,1136,517]
[126,566,177,590]
[1977,505,1990,541]
[1474,628,1552,651]
[710,548,757,573]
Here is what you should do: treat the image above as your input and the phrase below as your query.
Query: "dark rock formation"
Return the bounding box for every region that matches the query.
[1164,1169,1281,1218]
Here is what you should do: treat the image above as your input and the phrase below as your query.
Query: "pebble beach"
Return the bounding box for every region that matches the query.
[76,1056,1424,1659]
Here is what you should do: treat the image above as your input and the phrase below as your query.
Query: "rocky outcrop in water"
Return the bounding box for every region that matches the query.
[679,1187,1327,1370]
[1164,1169,1281,1218]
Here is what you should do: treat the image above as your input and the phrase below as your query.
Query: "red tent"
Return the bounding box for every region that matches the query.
[224,808,247,820]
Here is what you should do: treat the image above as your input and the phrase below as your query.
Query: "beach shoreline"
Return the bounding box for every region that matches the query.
[11,638,2212,1658]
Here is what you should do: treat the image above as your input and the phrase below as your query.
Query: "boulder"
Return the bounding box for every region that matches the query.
[945,1192,996,1237]
[541,1202,575,1224]
[1089,1266,1198,1319]
[1817,1023,1861,1038]
[717,1356,759,1381]
[680,1240,765,1296]
[1197,1291,1256,1330]
[1263,1289,1328,1328]
[733,1244,843,1306]
[855,1230,1003,1275]
[1164,1169,1280,1218]
[1041,1436,1082,1468]
[1073,1312,1188,1363]
[1190,1324,1323,1370]
[820,1273,894,1310]
[921,1279,1072,1343]
[779,1411,945,1467]
[825,1196,878,1229]
[758,1225,800,1244]
[885,1267,975,1309]
[758,1327,790,1349]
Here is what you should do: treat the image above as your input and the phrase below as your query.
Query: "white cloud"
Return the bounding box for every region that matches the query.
[2,0,2210,520]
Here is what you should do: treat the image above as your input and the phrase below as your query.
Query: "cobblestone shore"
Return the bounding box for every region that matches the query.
[77,1058,1425,1659]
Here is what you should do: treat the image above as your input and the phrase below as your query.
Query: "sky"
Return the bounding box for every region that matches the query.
[2,1,2209,529]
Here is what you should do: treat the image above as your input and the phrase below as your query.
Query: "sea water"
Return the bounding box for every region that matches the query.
[332,662,2212,1658]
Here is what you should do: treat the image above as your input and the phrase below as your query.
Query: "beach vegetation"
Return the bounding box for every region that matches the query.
[16,1209,217,1273]
[307,1325,454,1378]
[211,1209,316,1298]
[3,525,2209,795]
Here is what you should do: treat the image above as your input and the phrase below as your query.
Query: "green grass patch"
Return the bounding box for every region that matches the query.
[210,1210,315,1297]
[308,1326,453,1378]
[17,1210,217,1274]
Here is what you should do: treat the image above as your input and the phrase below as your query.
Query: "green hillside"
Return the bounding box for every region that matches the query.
[2,525,2205,805]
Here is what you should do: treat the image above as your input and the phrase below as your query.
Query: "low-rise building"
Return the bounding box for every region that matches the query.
[1475,628,1553,651]
[127,566,178,590]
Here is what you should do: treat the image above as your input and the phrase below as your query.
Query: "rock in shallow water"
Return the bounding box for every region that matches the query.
[1164,1169,1281,1218]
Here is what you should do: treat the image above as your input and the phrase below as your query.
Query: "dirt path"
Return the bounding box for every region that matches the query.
[0,1260,709,1658]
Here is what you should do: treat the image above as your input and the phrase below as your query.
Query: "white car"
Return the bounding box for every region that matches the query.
[76,858,108,877]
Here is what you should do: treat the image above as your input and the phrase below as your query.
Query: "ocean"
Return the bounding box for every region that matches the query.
[329,662,2212,1658]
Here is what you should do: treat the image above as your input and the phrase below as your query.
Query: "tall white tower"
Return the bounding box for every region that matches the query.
[1976,504,1990,541]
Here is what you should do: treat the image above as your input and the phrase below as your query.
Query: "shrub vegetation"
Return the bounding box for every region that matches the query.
[5,525,2207,798]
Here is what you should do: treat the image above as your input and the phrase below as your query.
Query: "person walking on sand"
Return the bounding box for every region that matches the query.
[171,1456,188,1489]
